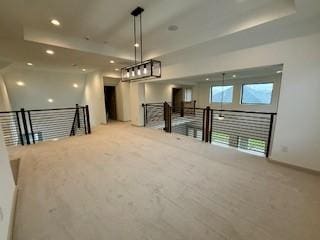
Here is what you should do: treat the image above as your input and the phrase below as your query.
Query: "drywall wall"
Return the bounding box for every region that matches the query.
[115,82,131,122]
[82,71,106,127]
[157,32,320,171]
[194,75,282,112]
[144,82,194,103]
[103,77,130,122]
[3,67,85,110]
[0,74,11,111]
[130,82,145,126]
[0,124,15,240]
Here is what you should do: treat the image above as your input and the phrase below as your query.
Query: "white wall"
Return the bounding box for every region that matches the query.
[116,82,131,122]
[3,67,85,110]
[130,82,145,126]
[82,71,107,127]
[103,77,131,122]
[194,75,281,113]
[158,33,320,171]
[0,74,11,111]
[0,124,15,240]
[144,82,193,103]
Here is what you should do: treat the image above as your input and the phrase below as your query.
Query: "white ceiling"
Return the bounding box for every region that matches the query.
[0,0,319,76]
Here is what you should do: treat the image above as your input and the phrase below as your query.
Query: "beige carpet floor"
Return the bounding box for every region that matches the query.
[10,122,320,240]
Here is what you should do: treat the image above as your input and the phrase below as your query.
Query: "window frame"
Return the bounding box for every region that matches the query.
[210,85,234,104]
[184,88,193,102]
[240,82,274,105]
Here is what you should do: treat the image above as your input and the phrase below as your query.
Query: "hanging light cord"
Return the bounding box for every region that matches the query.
[220,73,225,113]
[134,16,137,64]
[140,14,143,63]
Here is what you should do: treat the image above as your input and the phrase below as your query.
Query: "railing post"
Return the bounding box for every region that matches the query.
[70,112,77,136]
[145,104,148,126]
[164,102,168,132]
[169,105,172,133]
[202,109,205,141]
[76,104,80,128]
[85,105,91,134]
[27,111,35,144]
[209,109,213,143]
[15,111,24,146]
[266,114,275,158]
[204,106,211,143]
[164,102,172,133]
[82,107,87,134]
[21,108,30,145]
[181,101,184,117]
[142,104,146,127]
[163,102,166,120]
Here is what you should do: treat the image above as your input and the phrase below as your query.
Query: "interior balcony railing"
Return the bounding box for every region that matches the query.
[0,104,91,147]
[142,101,276,157]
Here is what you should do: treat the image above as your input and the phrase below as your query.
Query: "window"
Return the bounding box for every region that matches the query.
[210,85,233,103]
[241,83,274,104]
[185,88,192,102]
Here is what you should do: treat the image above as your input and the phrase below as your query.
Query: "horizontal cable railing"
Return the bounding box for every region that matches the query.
[142,102,276,157]
[171,108,204,141]
[0,111,22,146]
[0,105,91,147]
[211,110,274,154]
[143,103,165,128]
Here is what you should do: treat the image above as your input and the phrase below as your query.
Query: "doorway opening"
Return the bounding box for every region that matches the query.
[172,88,183,113]
[104,86,117,121]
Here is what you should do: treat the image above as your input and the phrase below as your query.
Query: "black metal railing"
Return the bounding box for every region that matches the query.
[143,102,276,157]
[0,105,91,147]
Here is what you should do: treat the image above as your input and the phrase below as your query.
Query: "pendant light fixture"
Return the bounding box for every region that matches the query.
[217,73,226,121]
[121,7,161,81]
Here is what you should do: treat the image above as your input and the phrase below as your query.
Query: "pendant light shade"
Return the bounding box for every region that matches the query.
[217,113,225,121]
[121,7,162,82]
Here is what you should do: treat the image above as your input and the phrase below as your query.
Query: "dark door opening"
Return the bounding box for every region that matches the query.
[104,86,117,121]
[172,88,183,113]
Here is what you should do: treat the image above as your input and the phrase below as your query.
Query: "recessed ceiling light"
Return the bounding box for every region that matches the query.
[27,62,33,66]
[73,83,79,88]
[16,81,25,86]
[232,74,237,78]
[46,49,55,55]
[115,68,119,71]
[50,19,61,26]
[277,70,283,74]
[82,68,86,72]
[48,98,54,103]
[168,25,179,31]
[110,60,115,64]
[134,43,140,48]
[206,78,210,81]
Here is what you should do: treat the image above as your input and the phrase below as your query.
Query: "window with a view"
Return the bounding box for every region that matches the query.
[241,83,274,104]
[185,88,192,101]
[211,85,233,103]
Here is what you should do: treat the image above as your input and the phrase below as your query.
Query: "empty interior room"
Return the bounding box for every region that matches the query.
[1,0,320,240]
